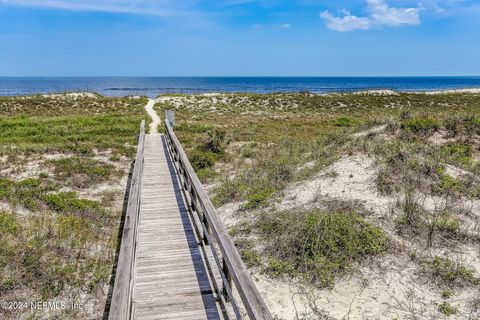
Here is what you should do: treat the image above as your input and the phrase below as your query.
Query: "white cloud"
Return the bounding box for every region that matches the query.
[320,11,373,32]
[321,0,420,32]
[368,0,420,26]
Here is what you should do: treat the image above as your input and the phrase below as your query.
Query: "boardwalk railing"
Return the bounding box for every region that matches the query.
[109,120,145,320]
[164,114,272,320]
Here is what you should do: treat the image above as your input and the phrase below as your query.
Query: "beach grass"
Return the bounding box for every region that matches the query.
[0,94,147,319]
[155,92,480,317]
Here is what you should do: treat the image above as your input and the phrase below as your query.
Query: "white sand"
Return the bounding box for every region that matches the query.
[352,90,399,96]
[252,154,480,319]
[420,88,480,95]
[352,124,388,138]
[279,155,393,215]
[41,92,98,98]
[144,98,160,134]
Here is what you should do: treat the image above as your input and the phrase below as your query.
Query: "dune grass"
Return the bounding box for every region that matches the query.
[0,94,147,319]
[0,95,146,157]
[155,92,480,294]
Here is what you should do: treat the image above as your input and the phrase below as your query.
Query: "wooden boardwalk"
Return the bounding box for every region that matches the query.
[108,118,271,320]
[132,134,222,319]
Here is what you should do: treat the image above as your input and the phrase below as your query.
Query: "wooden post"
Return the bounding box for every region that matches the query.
[191,193,198,213]
[202,213,209,245]
[165,110,175,128]
[222,257,232,301]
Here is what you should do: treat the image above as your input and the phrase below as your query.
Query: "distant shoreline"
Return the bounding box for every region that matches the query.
[2,76,480,98]
[2,87,480,99]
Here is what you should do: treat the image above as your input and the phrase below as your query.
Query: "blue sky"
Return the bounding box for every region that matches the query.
[0,0,479,76]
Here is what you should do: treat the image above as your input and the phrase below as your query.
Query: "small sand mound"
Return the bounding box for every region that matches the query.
[279,155,393,217]
[352,90,399,96]
[421,88,480,95]
[41,92,98,99]
[353,125,387,138]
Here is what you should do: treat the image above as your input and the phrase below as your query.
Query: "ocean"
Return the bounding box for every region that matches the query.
[1,77,480,98]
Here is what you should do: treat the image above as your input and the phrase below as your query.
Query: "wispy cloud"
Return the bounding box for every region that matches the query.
[0,0,193,16]
[419,0,480,16]
[252,23,292,29]
[320,0,420,32]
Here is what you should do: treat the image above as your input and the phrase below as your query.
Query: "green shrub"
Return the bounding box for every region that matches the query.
[190,151,217,170]
[441,289,454,299]
[435,214,460,234]
[258,209,388,287]
[436,168,465,195]
[110,154,121,162]
[15,178,47,211]
[331,116,358,127]
[241,249,262,268]
[466,116,480,132]
[402,117,440,135]
[440,143,472,165]
[44,192,101,216]
[196,168,216,182]
[431,256,477,285]
[438,302,457,316]
[242,189,272,210]
[199,129,227,154]
[0,212,20,235]
[264,257,295,277]
[17,178,41,188]
[212,178,243,206]
[47,157,118,186]
[1,278,16,291]
[0,177,14,200]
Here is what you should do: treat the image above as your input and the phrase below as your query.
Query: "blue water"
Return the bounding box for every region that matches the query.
[1,77,480,98]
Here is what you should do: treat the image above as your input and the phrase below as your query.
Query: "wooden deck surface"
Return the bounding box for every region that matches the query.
[132,134,223,320]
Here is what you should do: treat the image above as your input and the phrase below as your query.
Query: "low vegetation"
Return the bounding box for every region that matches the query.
[438,301,458,316]
[0,94,147,319]
[402,117,440,136]
[45,156,120,188]
[257,208,387,287]
[0,95,146,156]
[155,92,480,319]
[430,256,478,286]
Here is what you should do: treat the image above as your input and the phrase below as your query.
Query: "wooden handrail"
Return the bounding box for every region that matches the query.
[164,116,272,320]
[108,120,145,320]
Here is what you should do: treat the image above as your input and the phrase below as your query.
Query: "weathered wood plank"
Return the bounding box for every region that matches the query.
[135,307,221,320]
[132,134,222,320]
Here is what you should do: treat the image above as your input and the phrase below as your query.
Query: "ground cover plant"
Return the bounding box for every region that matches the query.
[155,92,480,319]
[0,93,147,319]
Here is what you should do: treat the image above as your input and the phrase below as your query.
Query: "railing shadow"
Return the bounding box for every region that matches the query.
[161,135,221,319]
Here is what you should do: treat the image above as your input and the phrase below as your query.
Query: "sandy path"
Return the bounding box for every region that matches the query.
[144,98,160,134]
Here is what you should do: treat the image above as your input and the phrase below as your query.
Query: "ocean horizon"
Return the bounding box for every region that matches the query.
[1,76,480,98]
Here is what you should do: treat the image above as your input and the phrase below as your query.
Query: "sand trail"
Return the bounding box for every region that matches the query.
[144,98,160,134]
